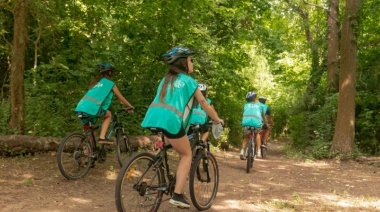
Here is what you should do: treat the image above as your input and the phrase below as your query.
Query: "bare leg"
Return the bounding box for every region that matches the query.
[263,128,270,143]
[241,135,249,150]
[99,110,112,139]
[168,136,192,194]
[201,132,209,142]
[255,133,261,153]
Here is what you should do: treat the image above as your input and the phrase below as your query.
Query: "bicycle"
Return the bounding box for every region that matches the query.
[245,126,259,173]
[259,127,268,159]
[57,109,133,180]
[115,122,219,211]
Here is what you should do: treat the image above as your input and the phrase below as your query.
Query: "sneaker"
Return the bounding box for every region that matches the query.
[261,142,267,148]
[169,193,190,209]
[240,149,246,160]
[240,154,246,160]
[98,138,114,145]
[256,150,261,158]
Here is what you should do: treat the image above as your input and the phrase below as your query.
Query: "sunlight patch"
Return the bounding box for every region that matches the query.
[23,173,33,178]
[71,197,91,204]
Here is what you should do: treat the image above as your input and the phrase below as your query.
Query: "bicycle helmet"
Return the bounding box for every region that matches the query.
[246,91,257,101]
[98,62,115,73]
[258,96,267,104]
[162,46,195,64]
[198,83,207,92]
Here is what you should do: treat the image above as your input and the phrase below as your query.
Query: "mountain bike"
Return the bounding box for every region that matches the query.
[260,127,268,159]
[115,123,219,211]
[57,109,133,180]
[245,126,259,173]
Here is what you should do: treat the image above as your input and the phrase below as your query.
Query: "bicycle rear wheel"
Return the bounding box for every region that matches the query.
[261,144,267,159]
[189,152,219,211]
[116,129,133,167]
[115,152,164,212]
[246,139,253,173]
[57,132,93,180]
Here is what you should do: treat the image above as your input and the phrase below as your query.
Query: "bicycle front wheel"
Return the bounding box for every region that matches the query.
[116,129,133,167]
[115,152,164,212]
[57,132,93,180]
[189,152,219,211]
[246,140,253,173]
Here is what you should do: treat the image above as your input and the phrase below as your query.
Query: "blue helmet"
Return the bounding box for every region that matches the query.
[258,96,267,104]
[246,91,256,101]
[162,46,195,64]
[98,62,114,73]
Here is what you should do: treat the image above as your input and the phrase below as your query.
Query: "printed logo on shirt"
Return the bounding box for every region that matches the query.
[174,80,185,88]
[94,82,104,88]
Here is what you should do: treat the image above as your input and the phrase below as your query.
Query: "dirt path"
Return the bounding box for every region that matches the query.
[0,140,379,212]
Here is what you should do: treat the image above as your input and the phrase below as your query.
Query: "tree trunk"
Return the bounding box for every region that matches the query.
[331,0,361,153]
[326,0,339,94]
[8,0,29,134]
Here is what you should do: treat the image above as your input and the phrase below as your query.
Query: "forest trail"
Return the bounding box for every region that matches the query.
[0,140,379,211]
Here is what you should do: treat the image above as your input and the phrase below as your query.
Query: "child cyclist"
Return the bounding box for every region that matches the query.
[74,63,134,145]
[258,96,274,147]
[188,83,213,143]
[141,47,223,209]
[240,91,266,159]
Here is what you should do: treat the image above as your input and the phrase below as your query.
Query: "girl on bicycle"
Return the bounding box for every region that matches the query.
[188,83,213,142]
[141,46,223,209]
[74,63,134,145]
[240,91,266,159]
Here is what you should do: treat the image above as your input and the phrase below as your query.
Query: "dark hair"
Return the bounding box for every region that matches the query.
[89,71,112,88]
[159,57,189,102]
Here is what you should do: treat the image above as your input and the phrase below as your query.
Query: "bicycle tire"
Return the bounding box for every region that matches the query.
[116,129,133,167]
[261,145,267,159]
[57,132,93,180]
[115,152,164,212]
[189,152,219,211]
[246,139,253,173]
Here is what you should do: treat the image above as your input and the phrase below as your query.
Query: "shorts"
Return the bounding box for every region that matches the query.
[242,126,261,135]
[76,108,106,125]
[161,127,186,139]
[187,124,210,136]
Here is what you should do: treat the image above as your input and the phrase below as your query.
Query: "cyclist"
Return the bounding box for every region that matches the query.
[188,83,213,143]
[258,96,273,147]
[74,63,134,145]
[240,91,266,159]
[141,46,223,209]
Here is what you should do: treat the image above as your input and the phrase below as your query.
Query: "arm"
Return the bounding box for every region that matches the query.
[267,106,273,125]
[261,110,267,124]
[112,85,134,109]
[194,89,223,124]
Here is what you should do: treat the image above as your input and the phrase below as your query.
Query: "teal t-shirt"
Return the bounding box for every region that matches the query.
[189,98,212,125]
[141,73,198,134]
[241,102,264,128]
[74,78,115,116]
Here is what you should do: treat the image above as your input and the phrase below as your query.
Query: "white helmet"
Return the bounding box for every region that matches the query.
[198,84,207,92]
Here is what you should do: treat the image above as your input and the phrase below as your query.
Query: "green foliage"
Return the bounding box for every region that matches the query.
[0,101,10,134]
[288,94,338,158]
[356,92,380,155]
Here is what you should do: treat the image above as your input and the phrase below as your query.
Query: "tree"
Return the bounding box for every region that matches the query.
[331,0,361,153]
[326,0,339,93]
[8,0,30,134]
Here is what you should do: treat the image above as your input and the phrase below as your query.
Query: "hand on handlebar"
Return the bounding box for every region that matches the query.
[214,119,224,126]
